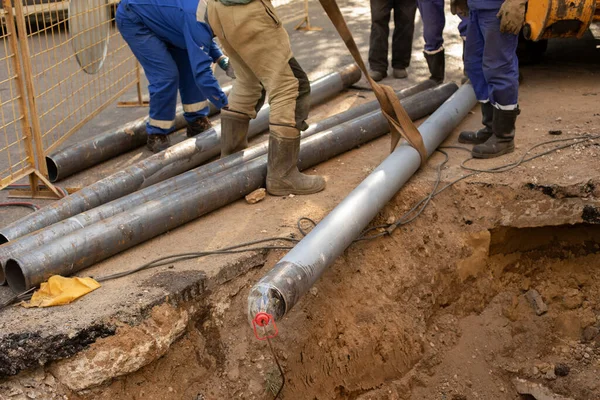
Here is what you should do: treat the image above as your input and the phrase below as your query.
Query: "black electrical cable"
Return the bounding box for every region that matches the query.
[0,202,39,212]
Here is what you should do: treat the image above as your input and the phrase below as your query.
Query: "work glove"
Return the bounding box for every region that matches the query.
[497,0,527,35]
[451,0,469,17]
[217,56,236,79]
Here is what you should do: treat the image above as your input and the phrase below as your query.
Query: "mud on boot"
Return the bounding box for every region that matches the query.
[186,116,212,138]
[472,107,520,159]
[459,102,494,144]
[220,109,250,157]
[266,126,326,196]
[146,134,171,153]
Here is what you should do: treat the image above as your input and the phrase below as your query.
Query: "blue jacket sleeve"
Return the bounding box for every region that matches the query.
[209,39,224,63]
[183,18,228,109]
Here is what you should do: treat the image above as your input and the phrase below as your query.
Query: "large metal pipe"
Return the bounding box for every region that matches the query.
[45,87,232,183]
[4,83,459,292]
[138,78,436,188]
[247,84,477,323]
[0,81,442,286]
[0,66,361,245]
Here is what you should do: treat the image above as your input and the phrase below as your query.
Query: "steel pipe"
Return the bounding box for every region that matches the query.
[4,83,458,292]
[46,87,231,183]
[247,84,477,323]
[138,78,436,188]
[0,81,442,287]
[0,66,361,245]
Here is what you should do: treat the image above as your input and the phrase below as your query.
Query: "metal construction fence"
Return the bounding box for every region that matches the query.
[0,0,317,198]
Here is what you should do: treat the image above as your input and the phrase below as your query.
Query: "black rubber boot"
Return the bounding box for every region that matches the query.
[472,107,520,159]
[146,134,171,153]
[424,50,445,83]
[458,102,494,144]
[220,109,250,157]
[186,116,212,138]
[266,126,326,196]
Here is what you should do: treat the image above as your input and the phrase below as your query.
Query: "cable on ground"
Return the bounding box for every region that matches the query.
[0,202,39,212]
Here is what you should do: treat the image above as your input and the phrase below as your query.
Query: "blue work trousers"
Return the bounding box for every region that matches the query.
[464,9,519,107]
[418,0,445,52]
[417,0,468,52]
[117,5,210,135]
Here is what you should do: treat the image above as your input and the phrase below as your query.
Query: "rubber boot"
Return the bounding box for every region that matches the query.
[472,107,520,159]
[458,102,494,144]
[220,109,250,158]
[266,126,326,196]
[424,50,445,83]
[186,116,212,138]
[146,134,171,153]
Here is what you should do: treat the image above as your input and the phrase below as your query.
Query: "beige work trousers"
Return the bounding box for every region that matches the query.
[207,0,311,132]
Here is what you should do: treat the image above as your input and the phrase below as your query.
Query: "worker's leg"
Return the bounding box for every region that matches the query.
[391,0,417,77]
[458,16,468,79]
[460,9,494,145]
[207,0,324,195]
[417,0,445,82]
[480,10,519,110]
[472,9,519,158]
[464,10,488,102]
[169,46,212,137]
[116,3,177,152]
[369,0,392,78]
[207,3,265,156]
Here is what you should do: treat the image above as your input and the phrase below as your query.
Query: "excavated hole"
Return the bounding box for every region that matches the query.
[4,185,600,400]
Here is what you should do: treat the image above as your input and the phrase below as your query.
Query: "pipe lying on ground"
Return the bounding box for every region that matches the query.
[4,83,458,292]
[46,87,232,183]
[246,84,477,323]
[0,81,442,287]
[0,65,361,245]
[138,78,436,188]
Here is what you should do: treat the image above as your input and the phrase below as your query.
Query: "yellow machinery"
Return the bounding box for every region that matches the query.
[524,0,600,41]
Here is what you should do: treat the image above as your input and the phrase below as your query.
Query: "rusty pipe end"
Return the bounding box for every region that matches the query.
[46,156,59,183]
[340,64,362,88]
[5,258,28,293]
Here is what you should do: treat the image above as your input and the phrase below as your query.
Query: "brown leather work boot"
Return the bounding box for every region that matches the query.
[186,116,212,138]
[146,134,171,153]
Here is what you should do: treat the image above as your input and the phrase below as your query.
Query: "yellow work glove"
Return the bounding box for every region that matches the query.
[22,275,101,308]
[451,0,469,17]
[497,0,527,35]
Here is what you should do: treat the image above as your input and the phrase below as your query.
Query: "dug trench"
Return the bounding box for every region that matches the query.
[2,174,599,400]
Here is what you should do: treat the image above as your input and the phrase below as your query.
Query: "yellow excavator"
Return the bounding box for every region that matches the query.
[517,0,599,63]
[524,0,599,41]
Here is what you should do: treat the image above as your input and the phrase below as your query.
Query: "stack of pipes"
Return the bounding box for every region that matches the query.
[0,65,462,296]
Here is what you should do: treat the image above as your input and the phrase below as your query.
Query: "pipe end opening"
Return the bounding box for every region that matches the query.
[5,259,27,293]
[46,156,59,183]
[0,234,9,245]
[0,264,5,286]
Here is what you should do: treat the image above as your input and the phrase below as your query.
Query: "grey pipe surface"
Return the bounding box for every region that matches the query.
[247,84,477,323]
[4,82,458,292]
[0,81,444,286]
[46,87,232,183]
[0,66,361,245]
